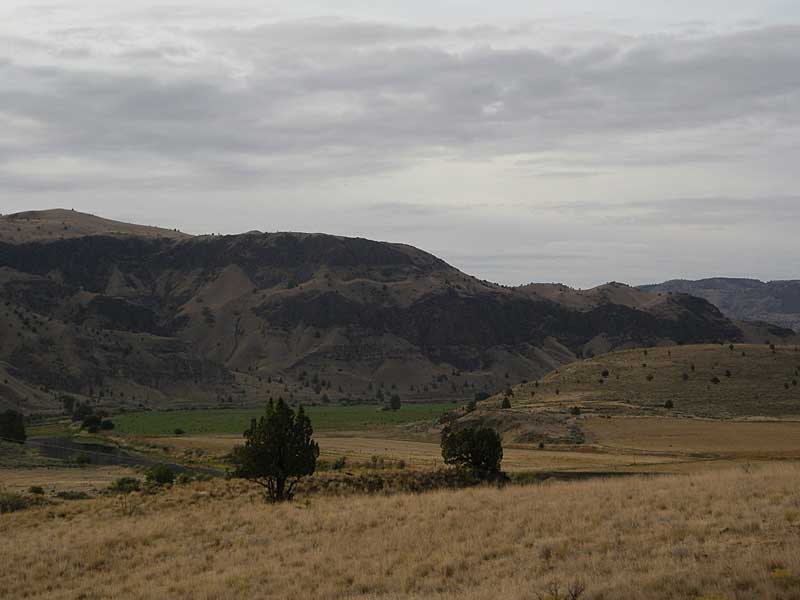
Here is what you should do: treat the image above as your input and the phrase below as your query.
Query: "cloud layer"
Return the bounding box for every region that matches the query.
[1,5,798,286]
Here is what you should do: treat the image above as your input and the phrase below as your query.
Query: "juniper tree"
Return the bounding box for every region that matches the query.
[232,399,319,502]
[441,426,502,477]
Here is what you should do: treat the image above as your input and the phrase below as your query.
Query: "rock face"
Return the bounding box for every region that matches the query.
[0,211,759,414]
[641,278,800,332]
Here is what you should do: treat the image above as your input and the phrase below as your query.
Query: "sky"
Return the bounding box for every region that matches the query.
[1,1,799,287]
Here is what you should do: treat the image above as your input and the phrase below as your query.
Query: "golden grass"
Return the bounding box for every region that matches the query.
[3,465,800,599]
[584,416,800,458]
[0,466,137,494]
[138,433,676,473]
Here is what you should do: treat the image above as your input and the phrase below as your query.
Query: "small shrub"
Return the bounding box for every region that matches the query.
[81,415,102,433]
[682,372,689,381]
[0,491,38,513]
[74,452,91,465]
[441,426,503,476]
[109,477,141,494]
[570,406,581,416]
[173,428,185,435]
[0,409,27,442]
[646,374,654,382]
[146,465,175,486]
[100,419,115,431]
[55,490,90,500]
[28,486,45,495]
[601,369,610,378]
[501,397,512,409]
[333,456,347,470]
[664,400,674,409]
[711,376,721,385]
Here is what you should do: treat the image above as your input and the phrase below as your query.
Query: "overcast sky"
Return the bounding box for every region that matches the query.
[1,1,799,287]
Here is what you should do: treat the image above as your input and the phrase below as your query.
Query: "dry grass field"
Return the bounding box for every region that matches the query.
[583,417,800,457]
[0,466,137,494]
[3,465,800,599]
[134,432,676,473]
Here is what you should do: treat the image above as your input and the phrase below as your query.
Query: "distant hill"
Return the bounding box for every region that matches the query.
[0,210,786,415]
[456,343,800,443]
[0,209,190,244]
[641,278,800,332]
[491,343,800,419]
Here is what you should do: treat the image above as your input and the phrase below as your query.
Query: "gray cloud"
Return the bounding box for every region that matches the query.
[1,9,799,287]
[1,22,800,190]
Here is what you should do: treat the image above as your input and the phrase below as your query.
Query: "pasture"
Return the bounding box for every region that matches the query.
[112,402,455,436]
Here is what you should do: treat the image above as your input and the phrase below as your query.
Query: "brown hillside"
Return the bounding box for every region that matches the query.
[0,211,777,415]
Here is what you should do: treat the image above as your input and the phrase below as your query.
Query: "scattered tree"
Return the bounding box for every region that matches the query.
[146,465,175,486]
[501,397,512,409]
[0,409,26,442]
[441,426,503,477]
[232,399,319,502]
[81,415,102,433]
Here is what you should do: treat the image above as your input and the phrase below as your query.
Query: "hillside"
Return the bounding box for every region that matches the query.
[642,278,800,332]
[0,210,780,415]
[476,343,800,430]
[0,209,190,244]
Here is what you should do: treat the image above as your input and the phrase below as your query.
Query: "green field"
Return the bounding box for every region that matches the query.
[112,402,456,436]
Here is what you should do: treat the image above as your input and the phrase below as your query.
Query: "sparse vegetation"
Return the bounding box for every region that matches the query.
[496,344,800,418]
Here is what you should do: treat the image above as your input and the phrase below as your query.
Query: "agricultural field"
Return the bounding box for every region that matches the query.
[112,402,456,436]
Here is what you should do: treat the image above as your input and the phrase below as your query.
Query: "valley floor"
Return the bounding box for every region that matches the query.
[2,465,800,599]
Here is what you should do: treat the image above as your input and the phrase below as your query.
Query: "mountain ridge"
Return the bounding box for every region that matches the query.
[0,210,790,415]
[641,278,800,332]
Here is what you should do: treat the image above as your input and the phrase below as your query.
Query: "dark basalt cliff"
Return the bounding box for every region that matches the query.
[0,222,760,413]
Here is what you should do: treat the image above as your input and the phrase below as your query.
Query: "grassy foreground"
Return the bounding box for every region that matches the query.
[112,403,455,436]
[3,465,800,599]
